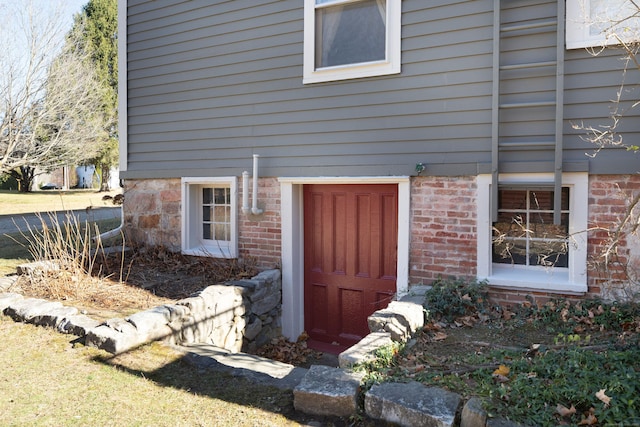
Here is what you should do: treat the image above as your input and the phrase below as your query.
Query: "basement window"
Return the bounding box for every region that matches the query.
[181,177,237,258]
[476,173,588,293]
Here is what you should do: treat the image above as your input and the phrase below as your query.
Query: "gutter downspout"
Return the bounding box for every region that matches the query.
[95,206,124,242]
[251,154,263,215]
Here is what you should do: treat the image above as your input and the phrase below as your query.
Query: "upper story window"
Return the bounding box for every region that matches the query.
[566,0,640,49]
[303,0,401,84]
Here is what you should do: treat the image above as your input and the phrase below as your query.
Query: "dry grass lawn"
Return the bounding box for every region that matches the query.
[0,316,313,426]
[0,189,122,216]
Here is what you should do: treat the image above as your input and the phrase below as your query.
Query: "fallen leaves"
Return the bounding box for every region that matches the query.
[255,333,322,366]
[556,403,577,417]
[492,364,510,383]
[595,388,611,407]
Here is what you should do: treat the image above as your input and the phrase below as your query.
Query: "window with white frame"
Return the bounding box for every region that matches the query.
[303,0,401,84]
[476,173,588,294]
[182,177,238,258]
[492,187,570,268]
[566,0,640,49]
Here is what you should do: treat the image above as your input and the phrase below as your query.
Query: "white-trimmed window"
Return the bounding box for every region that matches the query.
[182,177,238,258]
[566,0,640,49]
[477,173,588,294]
[303,0,401,84]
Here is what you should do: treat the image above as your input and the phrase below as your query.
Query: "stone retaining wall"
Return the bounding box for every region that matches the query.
[87,269,283,354]
[1,268,282,355]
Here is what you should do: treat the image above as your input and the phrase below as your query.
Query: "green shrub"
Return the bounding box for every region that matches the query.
[423,277,490,321]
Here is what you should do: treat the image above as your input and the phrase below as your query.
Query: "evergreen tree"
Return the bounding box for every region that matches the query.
[69,0,118,191]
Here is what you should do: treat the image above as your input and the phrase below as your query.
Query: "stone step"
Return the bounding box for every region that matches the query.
[294,365,365,417]
[338,331,393,368]
[365,381,462,427]
[176,342,308,391]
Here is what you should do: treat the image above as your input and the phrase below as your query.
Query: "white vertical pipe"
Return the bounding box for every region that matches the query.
[251,154,263,214]
[242,171,250,214]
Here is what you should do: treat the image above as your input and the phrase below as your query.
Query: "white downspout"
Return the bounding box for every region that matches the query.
[251,154,263,215]
[242,171,251,214]
[95,206,124,241]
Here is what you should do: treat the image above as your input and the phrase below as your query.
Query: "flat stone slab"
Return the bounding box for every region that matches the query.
[365,381,462,427]
[294,365,364,417]
[0,292,24,312]
[338,331,393,368]
[30,306,79,328]
[3,298,63,322]
[176,343,307,391]
[57,314,101,336]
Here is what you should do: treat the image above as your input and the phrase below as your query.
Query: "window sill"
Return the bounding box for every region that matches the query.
[182,245,235,259]
[485,264,587,294]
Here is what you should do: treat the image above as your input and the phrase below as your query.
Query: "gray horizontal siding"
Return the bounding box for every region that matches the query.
[123,0,640,179]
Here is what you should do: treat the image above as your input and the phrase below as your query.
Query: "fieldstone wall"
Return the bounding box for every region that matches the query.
[84,269,282,354]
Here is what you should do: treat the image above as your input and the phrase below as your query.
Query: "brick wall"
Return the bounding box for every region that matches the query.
[409,176,478,285]
[587,174,640,301]
[238,177,282,269]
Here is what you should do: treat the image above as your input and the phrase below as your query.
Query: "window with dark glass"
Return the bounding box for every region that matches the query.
[315,0,386,68]
[492,187,570,268]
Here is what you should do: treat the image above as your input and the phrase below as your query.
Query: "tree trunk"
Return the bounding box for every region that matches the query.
[10,166,36,193]
[99,163,111,192]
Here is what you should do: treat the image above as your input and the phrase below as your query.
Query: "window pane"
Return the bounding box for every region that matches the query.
[315,0,386,68]
[203,188,213,204]
[530,190,553,210]
[499,189,526,210]
[532,240,569,268]
[203,206,211,222]
[214,188,227,204]
[590,0,640,37]
[493,186,570,268]
[215,224,230,241]
[214,206,226,222]
[493,214,527,239]
[203,223,212,240]
[561,187,569,210]
[493,239,528,265]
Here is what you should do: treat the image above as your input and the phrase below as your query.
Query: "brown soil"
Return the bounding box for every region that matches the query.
[8,246,257,322]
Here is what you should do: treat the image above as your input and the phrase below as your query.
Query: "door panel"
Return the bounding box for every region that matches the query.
[304,184,398,348]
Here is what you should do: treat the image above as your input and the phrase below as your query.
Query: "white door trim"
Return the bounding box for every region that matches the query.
[278,176,410,341]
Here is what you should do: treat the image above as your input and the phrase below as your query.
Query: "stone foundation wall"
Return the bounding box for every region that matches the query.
[123,178,182,250]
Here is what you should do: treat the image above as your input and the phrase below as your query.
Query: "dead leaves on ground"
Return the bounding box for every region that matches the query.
[255,333,322,366]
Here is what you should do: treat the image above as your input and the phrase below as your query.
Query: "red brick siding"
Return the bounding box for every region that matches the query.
[409,176,478,285]
[238,177,282,269]
[587,174,640,298]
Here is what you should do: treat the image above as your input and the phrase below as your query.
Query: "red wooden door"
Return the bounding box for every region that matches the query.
[303,184,398,348]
